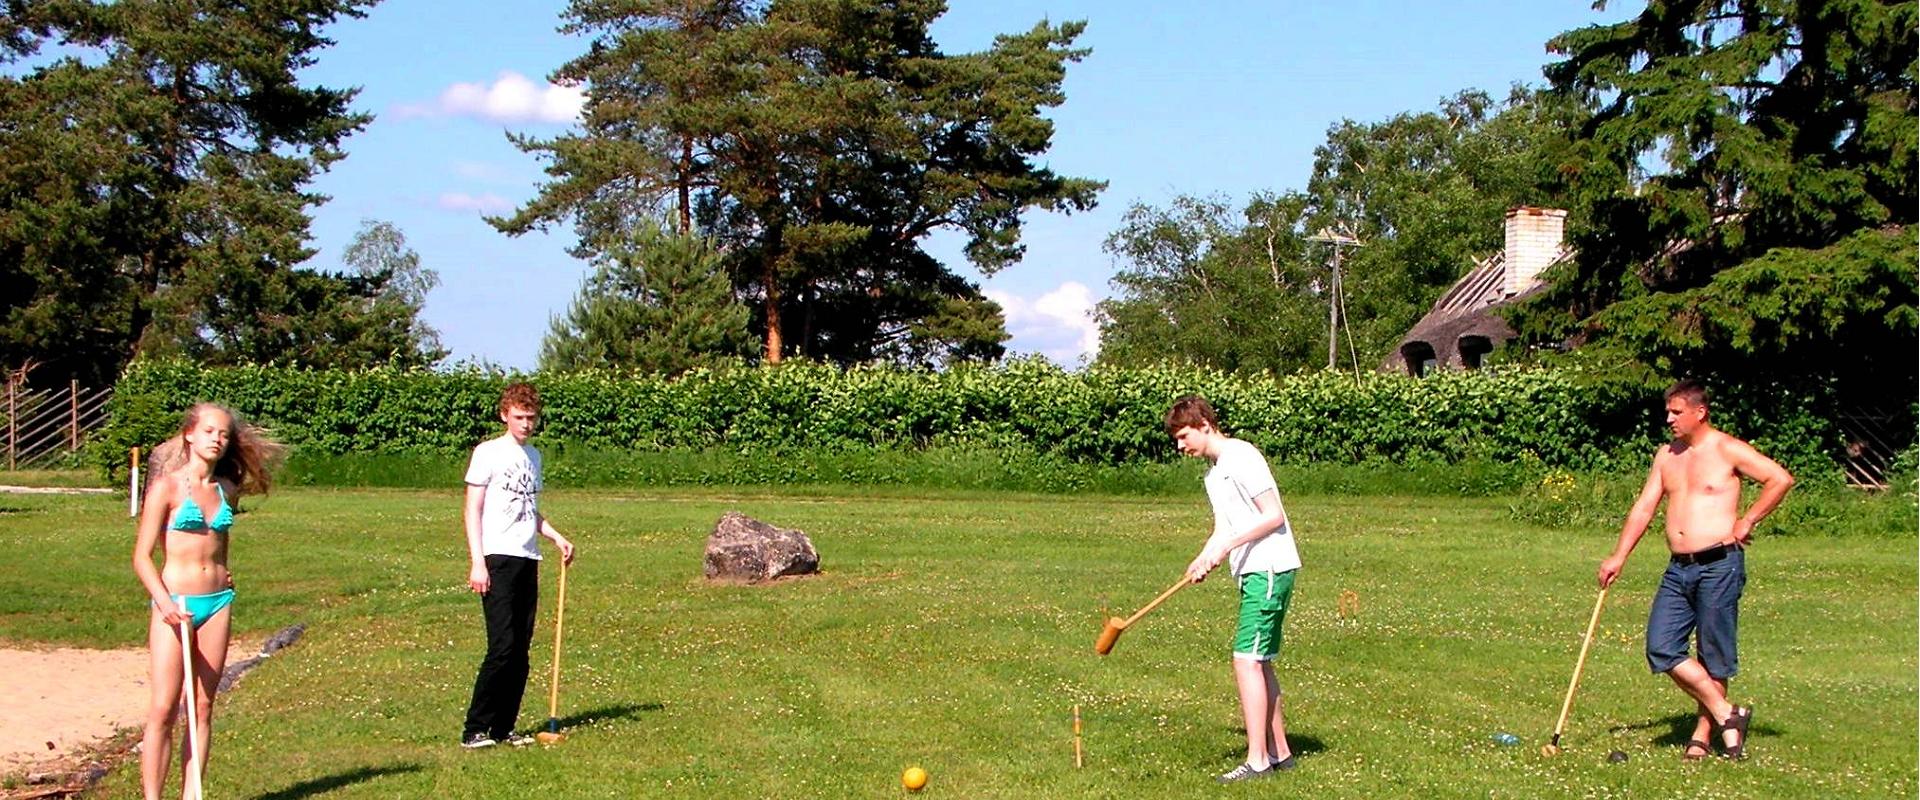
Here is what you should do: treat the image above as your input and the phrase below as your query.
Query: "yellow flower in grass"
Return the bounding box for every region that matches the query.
[1540,470,1577,500]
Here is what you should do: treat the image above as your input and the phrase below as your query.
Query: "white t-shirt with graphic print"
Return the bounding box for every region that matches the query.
[464,435,544,560]
[1204,438,1300,576]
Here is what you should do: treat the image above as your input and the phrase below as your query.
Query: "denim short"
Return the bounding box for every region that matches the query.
[1645,547,1746,678]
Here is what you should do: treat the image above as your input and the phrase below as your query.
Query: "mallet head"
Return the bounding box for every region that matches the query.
[1094,617,1125,655]
[536,718,564,745]
[1540,744,1560,757]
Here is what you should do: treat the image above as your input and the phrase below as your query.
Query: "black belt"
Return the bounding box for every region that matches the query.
[1671,543,1735,565]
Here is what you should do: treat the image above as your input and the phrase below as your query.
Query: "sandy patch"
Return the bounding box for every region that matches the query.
[0,486,115,495]
[0,634,268,777]
[0,646,147,774]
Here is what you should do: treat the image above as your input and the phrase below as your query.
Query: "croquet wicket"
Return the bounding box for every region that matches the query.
[1338,589,1360,619]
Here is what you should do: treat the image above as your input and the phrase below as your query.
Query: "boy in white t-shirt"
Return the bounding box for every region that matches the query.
[1167,395,1301,783]
[460,382,576,749]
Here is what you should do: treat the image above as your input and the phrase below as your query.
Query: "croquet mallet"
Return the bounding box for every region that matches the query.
[179,616,205,800]
[536,558,571,745]
[1094,576,1193,655]
[1542,585,1609,757]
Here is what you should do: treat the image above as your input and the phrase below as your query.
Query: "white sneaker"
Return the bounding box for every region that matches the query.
[461,733,496,750]
[500,732,536,747]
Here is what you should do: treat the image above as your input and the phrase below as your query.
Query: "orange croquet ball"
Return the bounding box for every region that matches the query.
[902,766,928,792]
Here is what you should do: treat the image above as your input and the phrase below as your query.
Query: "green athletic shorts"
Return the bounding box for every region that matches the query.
[1232,569,1296,661]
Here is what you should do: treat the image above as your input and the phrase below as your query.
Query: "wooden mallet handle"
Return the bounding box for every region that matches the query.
[1549,586,1609,748]
[1123,576,1192,627]
[179,616,203,800]
[546,558,568,722]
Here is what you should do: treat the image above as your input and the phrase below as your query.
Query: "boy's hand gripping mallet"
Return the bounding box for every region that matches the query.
[536,558,570,745]
[1542,586,1608,757]
[1094,576,1193,655]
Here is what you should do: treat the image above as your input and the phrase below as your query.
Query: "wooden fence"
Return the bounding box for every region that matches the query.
[3,380,114,470]
[1835,405,1913,489]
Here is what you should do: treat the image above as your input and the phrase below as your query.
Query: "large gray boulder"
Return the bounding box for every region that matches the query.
[704,512,820,582]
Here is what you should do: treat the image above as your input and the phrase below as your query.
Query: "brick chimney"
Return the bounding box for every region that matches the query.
[1502,207,1568,297]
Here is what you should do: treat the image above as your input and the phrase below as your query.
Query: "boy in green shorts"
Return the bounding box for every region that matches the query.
[1167,395,1300,783]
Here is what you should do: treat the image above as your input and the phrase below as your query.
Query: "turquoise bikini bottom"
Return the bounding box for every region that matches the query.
[165,589,236,629]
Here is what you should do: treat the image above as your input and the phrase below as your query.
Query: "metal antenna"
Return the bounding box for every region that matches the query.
[1306,226,1362,375]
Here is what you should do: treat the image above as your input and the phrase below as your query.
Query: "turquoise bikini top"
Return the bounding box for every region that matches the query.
[170,483,234,535]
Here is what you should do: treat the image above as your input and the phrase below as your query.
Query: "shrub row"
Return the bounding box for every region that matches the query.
[1508,464,1917,538]
[97,359,1856,482]
[278,445,1551,498]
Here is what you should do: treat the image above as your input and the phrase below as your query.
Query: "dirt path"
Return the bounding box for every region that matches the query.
[0,633,269,780]
[0,646,148,774]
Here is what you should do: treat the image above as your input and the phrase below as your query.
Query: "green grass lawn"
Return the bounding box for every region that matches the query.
[0,486,1912,798]
[0,468,114,489]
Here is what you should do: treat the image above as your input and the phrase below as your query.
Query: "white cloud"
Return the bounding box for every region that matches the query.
[437,192,513,214]
[396,71,584,124]
[986,281,1102,364]
[452,161,505,181]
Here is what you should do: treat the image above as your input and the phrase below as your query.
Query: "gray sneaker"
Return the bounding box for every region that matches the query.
[1216,762,1271,783]
[460,733,496,750]
[1269,754,1297,771]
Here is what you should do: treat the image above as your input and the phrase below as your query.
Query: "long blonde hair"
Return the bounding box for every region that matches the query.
[147,403,285,497]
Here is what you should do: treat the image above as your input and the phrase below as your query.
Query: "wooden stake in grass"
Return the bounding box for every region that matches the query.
[1072,704,1082,768]
[130,447,141,517]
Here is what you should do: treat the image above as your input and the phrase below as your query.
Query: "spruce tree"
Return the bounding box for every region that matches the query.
[1508,0,1917,402]
[540,224,756,375]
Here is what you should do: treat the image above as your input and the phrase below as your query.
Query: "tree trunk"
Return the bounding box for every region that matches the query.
[763,255,783,364]
[128,251,159,362]
[677,136,693,235]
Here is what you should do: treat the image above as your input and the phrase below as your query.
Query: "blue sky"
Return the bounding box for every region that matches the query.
[297,0,1633,369]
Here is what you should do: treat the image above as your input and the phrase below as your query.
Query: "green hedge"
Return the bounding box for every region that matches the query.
[96,359,1856,482]
[273,446,1555,498]
[1508,460,1918,538]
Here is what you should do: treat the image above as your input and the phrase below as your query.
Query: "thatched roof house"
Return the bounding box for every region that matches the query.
[1383,207,1571,376]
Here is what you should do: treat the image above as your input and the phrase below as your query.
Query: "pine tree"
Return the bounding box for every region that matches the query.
[0,0,377,380]
[497,0,1102,365]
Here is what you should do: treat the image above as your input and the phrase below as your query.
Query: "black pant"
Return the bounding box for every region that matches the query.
[464,554,539,739]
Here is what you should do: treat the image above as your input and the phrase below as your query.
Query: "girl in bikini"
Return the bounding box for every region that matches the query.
[132,403,279,800]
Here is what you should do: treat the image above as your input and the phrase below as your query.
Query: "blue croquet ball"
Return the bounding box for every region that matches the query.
[1493,732,1520,746]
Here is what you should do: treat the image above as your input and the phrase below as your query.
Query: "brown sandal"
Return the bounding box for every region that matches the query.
[1682,739,1712,761]
[1719,706,1753,760]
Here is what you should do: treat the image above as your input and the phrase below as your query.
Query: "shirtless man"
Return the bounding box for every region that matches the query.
[1597,380,1794,761]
